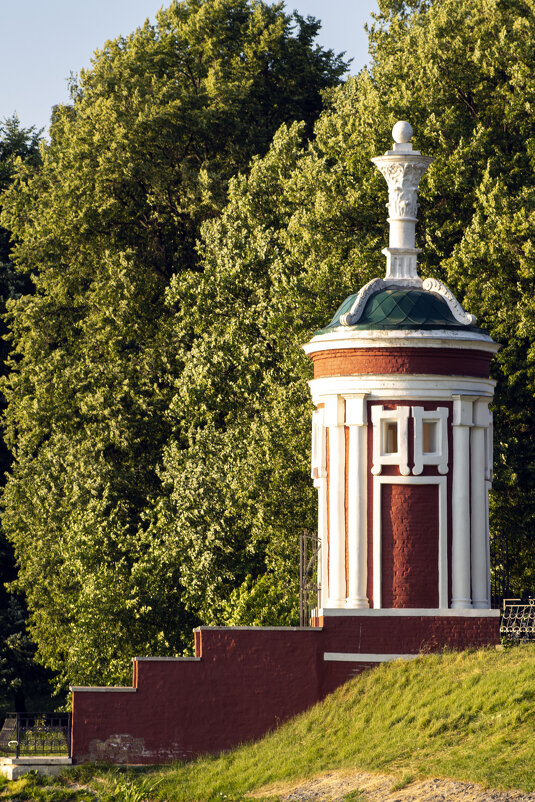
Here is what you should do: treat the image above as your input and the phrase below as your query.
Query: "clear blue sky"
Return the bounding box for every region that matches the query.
[1,1,378,135]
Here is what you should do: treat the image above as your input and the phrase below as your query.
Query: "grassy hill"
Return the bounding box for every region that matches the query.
[2,645,535,801]
[145,645,535,801]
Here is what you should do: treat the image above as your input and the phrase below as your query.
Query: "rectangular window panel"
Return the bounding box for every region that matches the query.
[423,421,437,454]
[384,421,398,454]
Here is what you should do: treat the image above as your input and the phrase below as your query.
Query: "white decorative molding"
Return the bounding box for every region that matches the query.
[471,398,493,609]
[133,656,201,661]
[323,395,345,427]
[326,397,346,608]
[324,652,419,662]
[320,607,500,617]
[372,475,448,610]
[387,164,424,217]
[371,124,433,278]
[453,394,478,427]
[371,405,410,476]
[340,278,385,326]
[485,410,494,482]
[345,394,369,609]
[344,394,368,427]
[311,407,327,480]
[451,394,477,609]
[422,277,477,326]
[303,327,499,353]
[371,157,433,224]
[384,249,420,280]
[310,376,496,407]
[70,687,137,692]
[315,476,329,610]
[336,275,477,328]
[412,406,449,475]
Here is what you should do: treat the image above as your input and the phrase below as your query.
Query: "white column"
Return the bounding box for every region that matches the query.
[471,399,491,608]
[314,478,328,609]
[345,395,369,608]
[485,410,494,607]
[485,479,492,608]
[311,408,328,609]
[371,122,433,281]
[325,396,346,608]
[451,395,475,609]
[372,478,382,609]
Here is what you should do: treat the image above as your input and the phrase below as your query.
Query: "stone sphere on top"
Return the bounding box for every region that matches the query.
[392,120,413,144]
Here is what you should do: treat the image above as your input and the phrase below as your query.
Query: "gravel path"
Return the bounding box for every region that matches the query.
[252,770,535,801]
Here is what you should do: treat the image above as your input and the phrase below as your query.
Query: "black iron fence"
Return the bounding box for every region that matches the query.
[500,599,535,643]
[0,713,71,758]
[299,530,321,627]
[490,530,514,608]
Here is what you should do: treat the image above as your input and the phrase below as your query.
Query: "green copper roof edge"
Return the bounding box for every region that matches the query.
[315,288,479,335]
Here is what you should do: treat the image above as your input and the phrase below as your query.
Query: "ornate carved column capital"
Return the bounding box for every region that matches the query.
[372,158,433,222]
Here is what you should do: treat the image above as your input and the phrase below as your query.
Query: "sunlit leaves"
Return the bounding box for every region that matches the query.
[0,0,347,686]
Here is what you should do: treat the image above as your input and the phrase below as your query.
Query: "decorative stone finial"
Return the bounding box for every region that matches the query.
[392,120,413,144]
[371,121,433,281]
[338,122,477,327]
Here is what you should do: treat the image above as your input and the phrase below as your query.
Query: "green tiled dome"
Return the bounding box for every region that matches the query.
[316,288,476,334]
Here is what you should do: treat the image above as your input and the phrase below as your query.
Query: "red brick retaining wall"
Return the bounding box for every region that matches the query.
[319,615,500,654]
[71,614,500,764]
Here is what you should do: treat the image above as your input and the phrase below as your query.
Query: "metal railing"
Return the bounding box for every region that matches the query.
[500,598,535,643]
[490,530,514,608]
[0,713,71,758]
[299,530,321,627]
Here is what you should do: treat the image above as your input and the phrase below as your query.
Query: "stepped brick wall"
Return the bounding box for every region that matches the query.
[71,614,500,764]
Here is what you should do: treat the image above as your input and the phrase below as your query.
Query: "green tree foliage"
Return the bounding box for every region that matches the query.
[5,0,535,691]
[0,117,42,265]
[157,0,535,623]
[0,0,347,687]
[0,117,46,713]
[0,116,41,458]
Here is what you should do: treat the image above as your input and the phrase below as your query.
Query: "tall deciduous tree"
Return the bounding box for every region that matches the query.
[0,0,347,686]
[157,0,535,624]
[6,0,535,691]
[0,116,45,714]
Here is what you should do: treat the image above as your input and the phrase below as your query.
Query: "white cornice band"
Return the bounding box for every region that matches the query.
[303,329,498,354]
[309,375,496,405]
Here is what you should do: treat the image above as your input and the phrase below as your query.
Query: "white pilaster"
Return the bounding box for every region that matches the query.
[451,395,476,608]
[485,479,492,608]
[485,410,494,606]
[345,395,369,608]
[312,407,328,608]
[324,396,346,608]
[314,477,328,609]
[471,399,491,608]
